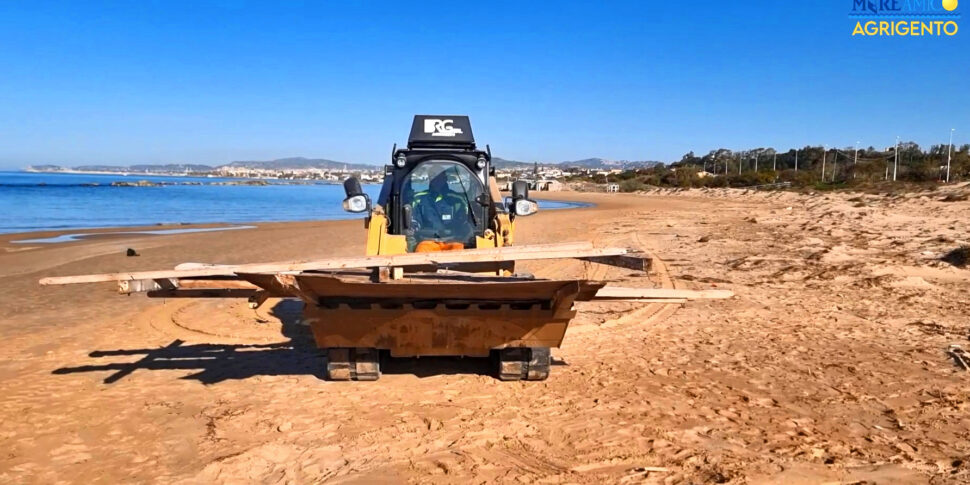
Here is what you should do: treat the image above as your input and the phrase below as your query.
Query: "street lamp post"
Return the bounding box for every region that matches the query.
[893,136,899,181]
[853,141,859,179]
[821,145,827,181]
[946,128,955,183]
[832,149,837,182]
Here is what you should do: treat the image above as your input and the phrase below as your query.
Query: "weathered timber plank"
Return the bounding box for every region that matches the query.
[176,278,259,290]
[594,287,734,300]
[40,242,621,285]
[146,289,258,299]
[289,274,605,302]
[591,298,688,304]
[580,252,652,272]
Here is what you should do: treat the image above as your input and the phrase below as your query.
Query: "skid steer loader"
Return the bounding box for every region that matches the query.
[318,115,581,380]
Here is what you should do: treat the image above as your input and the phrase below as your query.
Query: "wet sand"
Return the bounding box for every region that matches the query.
[1,187,969,483]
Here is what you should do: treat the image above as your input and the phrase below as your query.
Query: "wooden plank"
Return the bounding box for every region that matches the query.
[173,262,234,271]
[39,242,620,286]
[176,278,259,290]
[594,287,734,300]
[580,252,652,272]
[591,298,688,304]
[177,241,592,273]
[118,279,172,294]
[147,289,257,299]
[236,273,297,297]
[291,274,605,302]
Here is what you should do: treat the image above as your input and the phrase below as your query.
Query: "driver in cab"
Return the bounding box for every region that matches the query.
[410,171,474,251]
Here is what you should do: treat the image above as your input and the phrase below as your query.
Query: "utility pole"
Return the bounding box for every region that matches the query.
[832,150,837,182]
[821,145,826,181]
[947,128,954,183]
[893,136,899,181]
[738,151,742,175]
[854,141,859,179]
[795,149,799,171]
[755,152,759,172]
[773,153,777,172]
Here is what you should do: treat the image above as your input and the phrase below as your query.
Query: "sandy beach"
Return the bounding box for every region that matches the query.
[2,188,969,483]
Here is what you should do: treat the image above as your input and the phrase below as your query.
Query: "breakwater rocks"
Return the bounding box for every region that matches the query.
[110,180,161,187]
[210,179,270,186]
[109,180,269,187]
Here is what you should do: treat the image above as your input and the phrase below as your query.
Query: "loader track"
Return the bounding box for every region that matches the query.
[496,347,551,381]
[326,347,381,381]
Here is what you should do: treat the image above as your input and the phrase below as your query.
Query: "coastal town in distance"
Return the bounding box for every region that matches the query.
[24,156,658,190]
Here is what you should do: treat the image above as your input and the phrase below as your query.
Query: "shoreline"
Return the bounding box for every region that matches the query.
[0,192,598,244]
[0,193,597,242]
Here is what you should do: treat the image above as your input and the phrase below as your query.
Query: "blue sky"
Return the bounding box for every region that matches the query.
[0,1,967,169]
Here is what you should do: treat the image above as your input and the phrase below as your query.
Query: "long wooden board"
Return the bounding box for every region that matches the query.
[39,242,631,286]
[169,241,595,272]
[288,274,605,302]
[595,287,734,300]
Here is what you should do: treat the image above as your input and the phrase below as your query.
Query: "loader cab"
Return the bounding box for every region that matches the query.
[343,115,537,253]
[383,116,493,251]
[399,160,486,251]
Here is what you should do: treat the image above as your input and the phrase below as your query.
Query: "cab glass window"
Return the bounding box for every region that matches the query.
[400,161,485,251]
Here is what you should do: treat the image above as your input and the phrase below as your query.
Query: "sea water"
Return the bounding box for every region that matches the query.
[0,171,585,234]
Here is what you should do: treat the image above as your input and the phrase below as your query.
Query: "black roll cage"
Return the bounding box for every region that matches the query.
[379,147,492,238]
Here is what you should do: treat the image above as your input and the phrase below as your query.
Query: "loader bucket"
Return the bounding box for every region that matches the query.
[239,271,604,358]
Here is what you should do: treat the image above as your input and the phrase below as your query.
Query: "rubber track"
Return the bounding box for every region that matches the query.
[497,347,551,381]
[326,347,381,381]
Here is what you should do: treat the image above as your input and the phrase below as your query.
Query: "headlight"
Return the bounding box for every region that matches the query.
[394,155,407,168]
[514,199,538,216]
[342,195,370,213]
[476,156,487,169]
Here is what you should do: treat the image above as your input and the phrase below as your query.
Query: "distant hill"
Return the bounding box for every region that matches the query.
[491,157,535,169]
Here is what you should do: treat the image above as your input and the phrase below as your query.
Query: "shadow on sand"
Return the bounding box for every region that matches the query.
[53,300,561,384]
[53,299,325,384]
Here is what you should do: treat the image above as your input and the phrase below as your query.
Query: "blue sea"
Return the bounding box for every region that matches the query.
[0,171,581,234]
